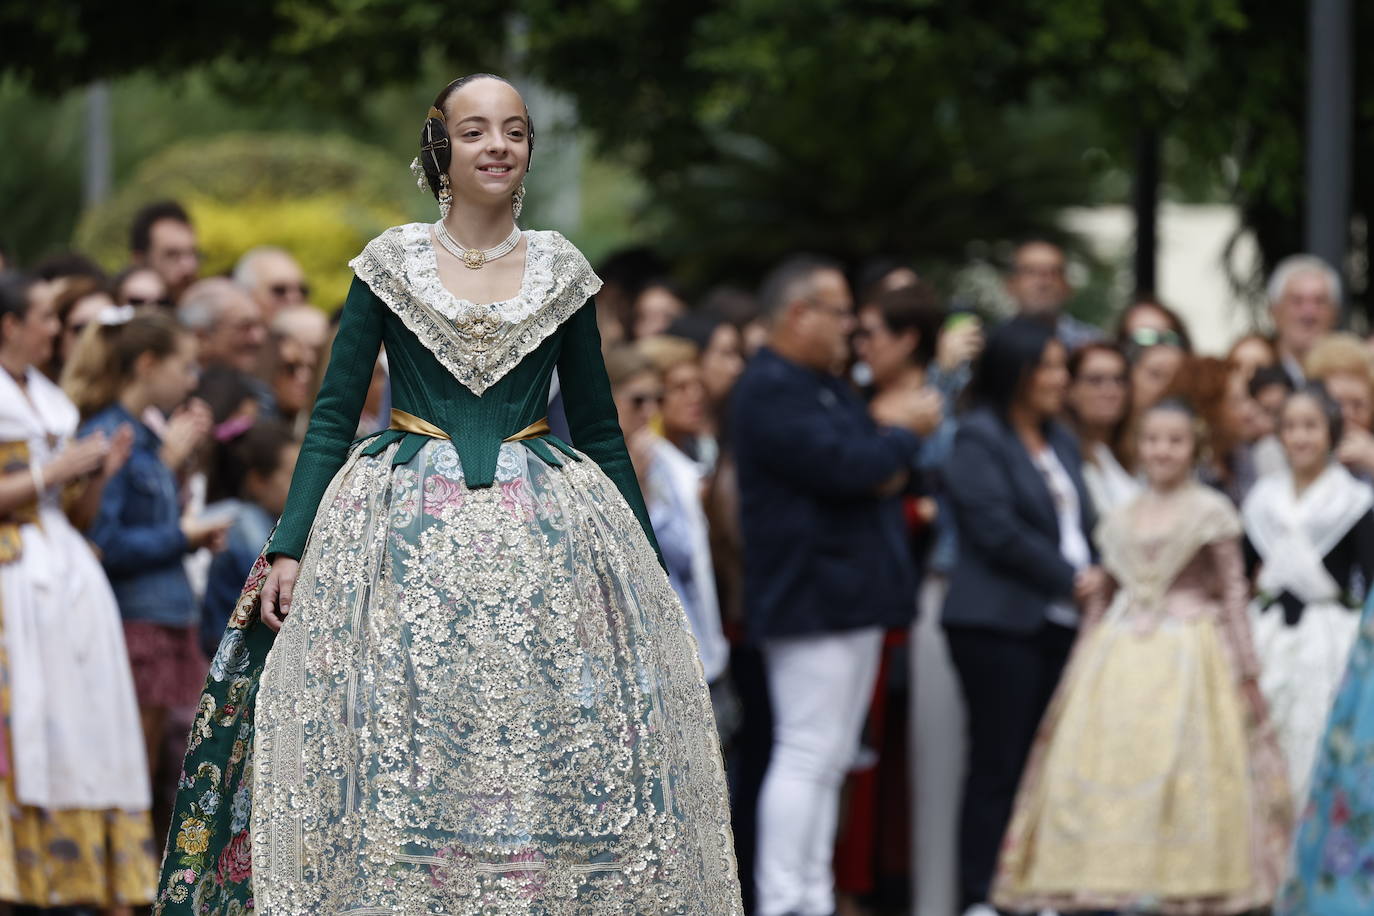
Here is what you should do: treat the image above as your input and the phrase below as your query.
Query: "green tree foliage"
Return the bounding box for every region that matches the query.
[4,0,1369,298]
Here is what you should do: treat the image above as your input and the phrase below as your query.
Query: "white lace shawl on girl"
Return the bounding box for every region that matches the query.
[1242,464,1374,605]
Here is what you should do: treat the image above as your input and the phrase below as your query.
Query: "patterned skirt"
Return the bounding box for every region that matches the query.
[993,614,1291,915]
[156,438,741,915]
[1279,599,1374,915]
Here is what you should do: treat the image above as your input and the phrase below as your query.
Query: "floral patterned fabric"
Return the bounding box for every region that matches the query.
[253,438,739,914]
[154,550,274,915]
[156,433,741,915]
[1280,591,1374,915]
[994,487,1292,915]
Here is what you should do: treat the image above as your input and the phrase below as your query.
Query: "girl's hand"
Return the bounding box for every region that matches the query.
[259,557,300,632]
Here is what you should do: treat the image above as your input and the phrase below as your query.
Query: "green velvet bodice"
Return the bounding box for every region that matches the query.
[268,226,661,564]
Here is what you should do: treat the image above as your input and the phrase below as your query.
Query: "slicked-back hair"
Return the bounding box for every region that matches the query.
[758,254,843,319]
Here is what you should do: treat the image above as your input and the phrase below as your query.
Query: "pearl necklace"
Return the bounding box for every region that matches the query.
[434,221,522,270]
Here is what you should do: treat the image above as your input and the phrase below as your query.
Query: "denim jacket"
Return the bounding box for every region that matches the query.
[82,404,195,627]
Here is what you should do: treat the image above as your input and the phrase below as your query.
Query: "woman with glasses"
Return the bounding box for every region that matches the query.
[1117,297,1192,476]
[1066,343,1138,514]
[47,275,116,380]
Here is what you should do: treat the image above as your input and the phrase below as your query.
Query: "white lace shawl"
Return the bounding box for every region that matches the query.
[348,223,602,396]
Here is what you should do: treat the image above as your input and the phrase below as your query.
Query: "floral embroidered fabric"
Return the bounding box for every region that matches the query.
[155,552,272,915]
[348,224,602,397]
[250,438,740,914]
[1279,597,1374,914]
[994,485,1291,915]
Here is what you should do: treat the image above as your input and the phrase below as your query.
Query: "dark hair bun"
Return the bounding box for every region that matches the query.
[419,107,452,201]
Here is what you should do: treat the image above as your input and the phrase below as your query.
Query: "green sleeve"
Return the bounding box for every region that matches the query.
[558,299,666,567]
[267,277,385,560]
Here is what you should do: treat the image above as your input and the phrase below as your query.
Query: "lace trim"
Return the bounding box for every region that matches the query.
[348,223,602,396]
[1096,483,1242,612]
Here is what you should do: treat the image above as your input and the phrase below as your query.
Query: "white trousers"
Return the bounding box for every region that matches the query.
[756,627,884,916]
[910,576,966,916]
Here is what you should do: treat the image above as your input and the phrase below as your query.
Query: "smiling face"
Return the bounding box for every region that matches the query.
[440,78,531,211]
[1272,269,1337,361]
[1280,392,1335,479]
[1138,407,1197,490]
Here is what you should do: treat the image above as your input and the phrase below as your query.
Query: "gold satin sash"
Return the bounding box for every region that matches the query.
[388,409,550,443]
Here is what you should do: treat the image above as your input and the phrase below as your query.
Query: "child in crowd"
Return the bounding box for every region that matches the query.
[200,420,299,655]
[66,310,230,800]
[1242,384,1374,810]
[994,400,1291,914]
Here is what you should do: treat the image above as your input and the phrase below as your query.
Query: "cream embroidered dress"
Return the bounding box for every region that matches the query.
[993,484,1291,915]
[155,224,741,915]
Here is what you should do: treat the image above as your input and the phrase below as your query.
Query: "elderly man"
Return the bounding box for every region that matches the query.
[732,255,939,916]
[1006,239,1100,349]
[233,246,310,322]
[271,304,330,352]
[179,278,267,375]
[1269,254,1341,387]
[129,200,200,302]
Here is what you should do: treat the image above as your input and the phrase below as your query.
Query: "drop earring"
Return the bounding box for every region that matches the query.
[512,182,526,221]
[438,174,452,220]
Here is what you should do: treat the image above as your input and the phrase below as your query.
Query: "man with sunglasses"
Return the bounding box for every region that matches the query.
[1006,240,1101,350]
[233,246,311,322]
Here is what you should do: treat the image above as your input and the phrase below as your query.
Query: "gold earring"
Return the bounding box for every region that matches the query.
[512,182,526,221]
[438,174,452,220]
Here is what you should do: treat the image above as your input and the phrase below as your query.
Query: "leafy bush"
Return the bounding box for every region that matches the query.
[76,132,414,309]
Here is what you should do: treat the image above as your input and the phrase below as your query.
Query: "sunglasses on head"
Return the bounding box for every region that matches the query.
[270,282,310,299]
[1129,327,1182,349]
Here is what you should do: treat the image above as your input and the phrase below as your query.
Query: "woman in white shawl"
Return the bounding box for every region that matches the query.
[0,273,154,912]
[1242,383,1374,811]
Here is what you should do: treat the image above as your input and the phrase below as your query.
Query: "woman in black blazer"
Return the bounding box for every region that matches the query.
[941,316,1104,914]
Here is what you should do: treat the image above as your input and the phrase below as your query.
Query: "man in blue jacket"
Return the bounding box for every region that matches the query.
[732,255,937,916]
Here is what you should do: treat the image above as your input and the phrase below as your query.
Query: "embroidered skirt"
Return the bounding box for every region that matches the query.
[156,438,741,915]
[993,615,1291,915]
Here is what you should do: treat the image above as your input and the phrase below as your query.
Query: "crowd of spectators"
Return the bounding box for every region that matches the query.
[1,198,1370,916]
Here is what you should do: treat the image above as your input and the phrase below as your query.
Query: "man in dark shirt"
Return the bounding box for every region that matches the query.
[732,255,935,916]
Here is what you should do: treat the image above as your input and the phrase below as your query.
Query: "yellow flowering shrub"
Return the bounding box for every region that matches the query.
[75,132,419,312]
[185,194,403,309]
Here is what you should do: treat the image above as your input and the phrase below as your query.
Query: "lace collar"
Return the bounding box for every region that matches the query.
[349,222,602,396]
